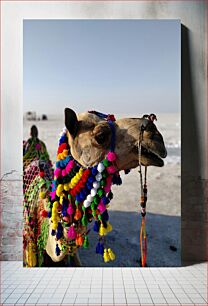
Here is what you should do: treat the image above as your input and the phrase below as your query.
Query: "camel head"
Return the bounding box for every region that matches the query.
[64,108,167,170]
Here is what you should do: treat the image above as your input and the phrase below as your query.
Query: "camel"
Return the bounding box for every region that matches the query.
[23,108,167,267]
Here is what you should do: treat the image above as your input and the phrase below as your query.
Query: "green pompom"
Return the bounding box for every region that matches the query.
[103,159,110,167]
[81,214,88,226]
[83,236,89,248]
[102,170,107,178]
[91,202,96,210]
[93,195,99,205]
[97,188,104,197]
[100,179,106,187]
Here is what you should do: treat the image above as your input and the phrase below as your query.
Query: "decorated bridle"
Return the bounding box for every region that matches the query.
[44,111,156,266]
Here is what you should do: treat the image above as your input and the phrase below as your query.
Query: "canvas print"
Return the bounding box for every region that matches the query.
[23,20,181,267]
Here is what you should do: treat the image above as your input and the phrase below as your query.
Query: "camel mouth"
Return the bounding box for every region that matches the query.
[141,145,165,167]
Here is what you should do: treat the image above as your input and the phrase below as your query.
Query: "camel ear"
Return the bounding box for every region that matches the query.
[64,108,78,138]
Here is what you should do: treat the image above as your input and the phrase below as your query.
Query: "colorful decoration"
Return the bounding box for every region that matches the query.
[23,136,53,267]
[46,121,122,262]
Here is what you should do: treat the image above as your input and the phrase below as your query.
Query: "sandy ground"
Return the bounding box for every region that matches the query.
[24,113,181,267]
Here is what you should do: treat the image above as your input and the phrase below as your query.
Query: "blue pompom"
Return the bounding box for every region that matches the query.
[56,222,63,240]
[88,176,94,183]
[86,182,92,190]
[59,135,67,145]
[48,211,52,218]
[93,221,100,232]
[51,229,56,236]
[55,243,61,256]
[76,194,81,202]
[56,161,60,168]
[92,167,98,176]
[102,196,108,205]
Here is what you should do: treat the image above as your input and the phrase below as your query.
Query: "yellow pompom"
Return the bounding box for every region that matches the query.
[106,222,113,233]
[56,190,62,197]
[57,153,62,160]
[64,184,69,191]
[103,249,110,262]
[57,184,63,191]
[39,191,46,199]
[53,201,59,209]
[60,195,64,204]
[108,248,116,261]
[79,168,83,175]
[63,149,68,157]
[99,224,107,236]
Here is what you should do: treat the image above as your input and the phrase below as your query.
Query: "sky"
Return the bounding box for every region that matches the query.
[23,20,180,116]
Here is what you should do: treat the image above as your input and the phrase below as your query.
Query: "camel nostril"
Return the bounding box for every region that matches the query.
[140,118,149,130]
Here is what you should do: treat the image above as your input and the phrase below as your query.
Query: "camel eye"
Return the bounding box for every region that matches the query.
[95,132,106,144]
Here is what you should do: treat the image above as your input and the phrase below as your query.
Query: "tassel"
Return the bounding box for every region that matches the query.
[67,226,77,240]
[93,221,100,232]
[101,210,109,221]
[56,222,63,240]
[108,248,116,261]
[81,214,88,226]
[99,223,107,236]
[51,229,56,236]
[74,208,82,220]
[76,234,84,246]
[55,244,61,256]
[39,191,46,199]
[99,243,104,255]
[103,248,110,262]
[98,201,106,213]
[96,242,101,254]
[67,204,74,215]
[96,242,104,255]
[106,222,113,233]
[83,236,89,248]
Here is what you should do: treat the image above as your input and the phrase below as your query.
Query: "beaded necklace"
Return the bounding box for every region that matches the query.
[48,112,122,263]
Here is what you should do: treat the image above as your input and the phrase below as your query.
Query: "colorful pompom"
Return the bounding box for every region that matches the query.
[107,151,117,162]
[67,226,77,240]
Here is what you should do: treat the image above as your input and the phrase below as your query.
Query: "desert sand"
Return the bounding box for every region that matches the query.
[23,113,181,267]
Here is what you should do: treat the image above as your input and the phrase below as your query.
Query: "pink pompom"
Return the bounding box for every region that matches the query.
[107,165,116,174]
[66,160,75,173]
[67,204,74,215]
[107,151,117,162]
[50,190,56,200]
[98,201,106,213]
[62,169,66,177]
[67,226,77,240]
[54,168,61,178]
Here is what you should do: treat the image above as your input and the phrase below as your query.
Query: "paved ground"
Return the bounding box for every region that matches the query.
[0,261,207,305]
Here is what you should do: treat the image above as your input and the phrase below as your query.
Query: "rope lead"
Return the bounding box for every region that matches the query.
[138,129,148,267]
